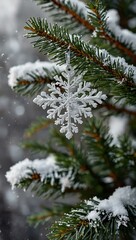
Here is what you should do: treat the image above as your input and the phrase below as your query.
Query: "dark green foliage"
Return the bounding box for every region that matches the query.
[34,0,91,35]
[24,118,53,138]
[22,118,136,198]
[86,0,136,64]
[28,203,73,227]
[84,119,136,188]
[48,199,136,240]
[24,16,136,104]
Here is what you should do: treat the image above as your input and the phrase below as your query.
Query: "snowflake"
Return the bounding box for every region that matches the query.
[33,63,107,139]
[33,48,106,139]
[59,168,75,192]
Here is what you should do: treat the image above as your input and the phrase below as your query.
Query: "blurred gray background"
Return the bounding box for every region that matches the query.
[0,0,50,239]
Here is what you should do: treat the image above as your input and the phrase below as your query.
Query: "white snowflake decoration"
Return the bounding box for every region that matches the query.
[33,49,107,139]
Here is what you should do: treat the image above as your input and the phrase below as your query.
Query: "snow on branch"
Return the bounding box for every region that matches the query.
[95,47,136,83]
[106,9,136,52]
[34,0,93,35]
[8,60,65,88]
[6,155,85,193]
[86,186,136,229]
[49,186,136,239]
[25,18,136,85]
[59,0,89,19]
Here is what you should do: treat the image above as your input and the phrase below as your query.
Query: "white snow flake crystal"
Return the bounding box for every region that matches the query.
[59,168,75,192]
[33,51,107,139]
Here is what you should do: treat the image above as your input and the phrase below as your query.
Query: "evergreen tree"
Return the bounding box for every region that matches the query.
[6,0,136,239]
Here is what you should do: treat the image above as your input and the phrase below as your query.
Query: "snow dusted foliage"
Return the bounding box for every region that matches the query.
[96,48,136,83]
[6,155,84,193]
[6,155,56,189]
[86,186,136,229]
[8,61,65,88]
[106,9,136,52]
[33,51,107,139]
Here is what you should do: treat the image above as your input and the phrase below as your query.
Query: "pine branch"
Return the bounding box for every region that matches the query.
[14,76,51,96]
[102,102,136,117]
[22,141,49,153]
[114,136,136,179]
[25,18,133,83]
[84,119,120,186]
[34,0,94,34]
[34,0,136,63]
[51,127,135,197]
[83,118,136,187]
[48,186,136,240]
[20,176,63,199]
[50,129,108,195]
[8,61,65,96]
[21,119,136,197]
[28,203,73,227]
[24,118,53,138]
[6,156,91,198]
[24,18,136,87]
[84,70,136,104]
[7,129,112,200]
[87,0,136,63]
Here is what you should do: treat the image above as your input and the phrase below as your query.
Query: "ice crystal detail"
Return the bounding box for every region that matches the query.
[33,49,107,139]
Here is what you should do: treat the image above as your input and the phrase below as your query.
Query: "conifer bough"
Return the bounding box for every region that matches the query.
[6,0,136,239]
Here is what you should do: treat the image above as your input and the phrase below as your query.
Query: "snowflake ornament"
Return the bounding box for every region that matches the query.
[33,48,107,139]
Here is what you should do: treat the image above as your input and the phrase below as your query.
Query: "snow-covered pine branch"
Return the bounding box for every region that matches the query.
[49,186,136,239]
[59,0,89,19]
[25,18,136,85]
[35,0,89,19]
[34,0,93,35]
[106,9,136,52]
[8,61,65,95]
[86,186,136,228]
[95,47,136,83]
[6,155,86,193]
[34,0,136,63]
